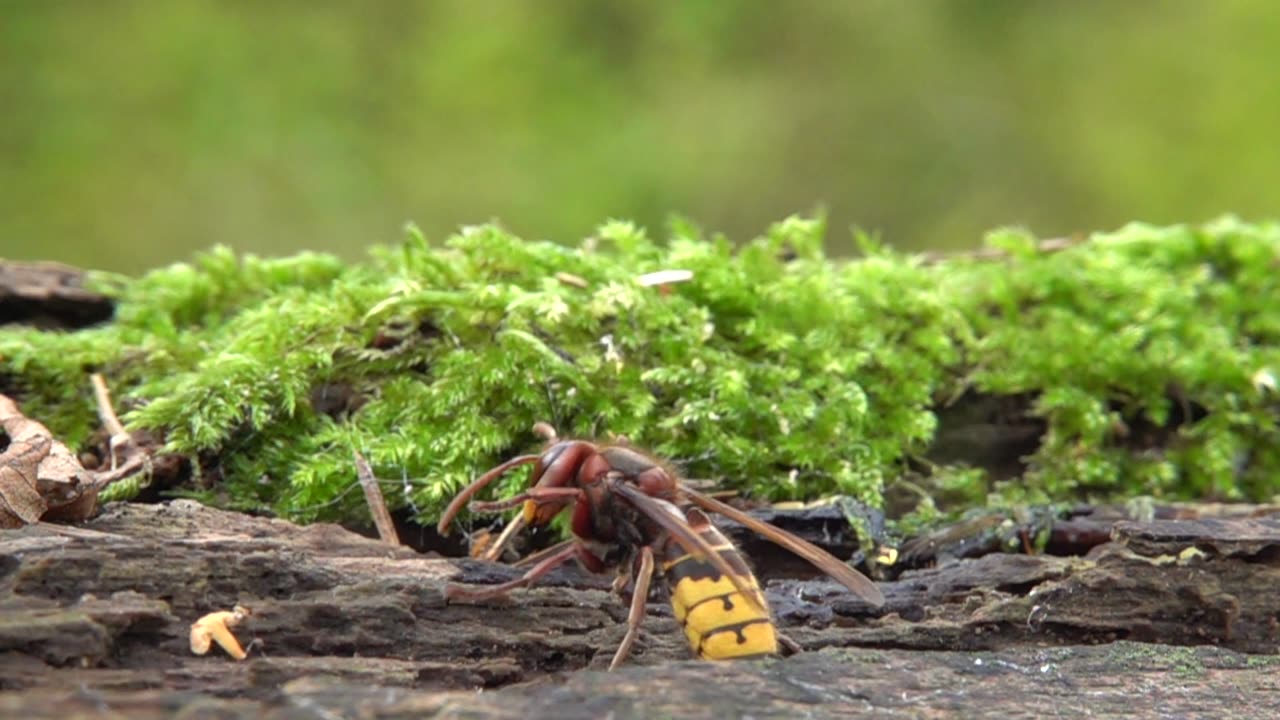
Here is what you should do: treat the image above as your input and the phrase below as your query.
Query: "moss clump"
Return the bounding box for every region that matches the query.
[1103,642,1207,679]
[1,216,1277,526]
[960,218,1280,504]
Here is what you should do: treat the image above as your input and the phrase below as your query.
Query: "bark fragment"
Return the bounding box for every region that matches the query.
[0,260,113,328]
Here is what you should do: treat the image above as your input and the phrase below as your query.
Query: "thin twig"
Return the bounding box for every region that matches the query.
[87,373,151,489]
[480,513,527,561]
[90,373,127,437]
[90,454,149,489]
[353,450,401,546]
[91,373,132,471]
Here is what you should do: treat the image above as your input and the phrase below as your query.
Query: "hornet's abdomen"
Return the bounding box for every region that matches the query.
[661,509,778,660]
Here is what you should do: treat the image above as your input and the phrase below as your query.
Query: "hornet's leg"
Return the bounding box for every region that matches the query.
[609,545,656,671]
[514,538,576,568]
[445,540,581,602]
[469,486,584,513]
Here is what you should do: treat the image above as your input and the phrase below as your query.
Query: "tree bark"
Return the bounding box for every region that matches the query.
[2,500,1277,718]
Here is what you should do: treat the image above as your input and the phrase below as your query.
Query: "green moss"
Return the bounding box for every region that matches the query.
[1104,642,1206,679]
[1245,654,1280,669]
[1,216,1277,526]
[964,218,1280,503]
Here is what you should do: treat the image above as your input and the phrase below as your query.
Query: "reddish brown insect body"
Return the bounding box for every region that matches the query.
[437,430,884,669]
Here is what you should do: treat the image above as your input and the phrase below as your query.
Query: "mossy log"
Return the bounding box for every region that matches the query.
[3,218,1278,527]
[2,500,1277,718]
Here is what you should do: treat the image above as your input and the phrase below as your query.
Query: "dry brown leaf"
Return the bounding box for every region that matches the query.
[0,395,95,528]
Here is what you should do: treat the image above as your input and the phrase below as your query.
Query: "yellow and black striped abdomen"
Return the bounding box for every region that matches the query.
[661,510,778,660]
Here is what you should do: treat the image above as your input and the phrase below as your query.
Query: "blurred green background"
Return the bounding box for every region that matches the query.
[2,1,1277,273]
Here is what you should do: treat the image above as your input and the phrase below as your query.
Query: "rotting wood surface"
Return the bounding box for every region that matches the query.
[2,500,1278,718]
[0,260,113,328]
